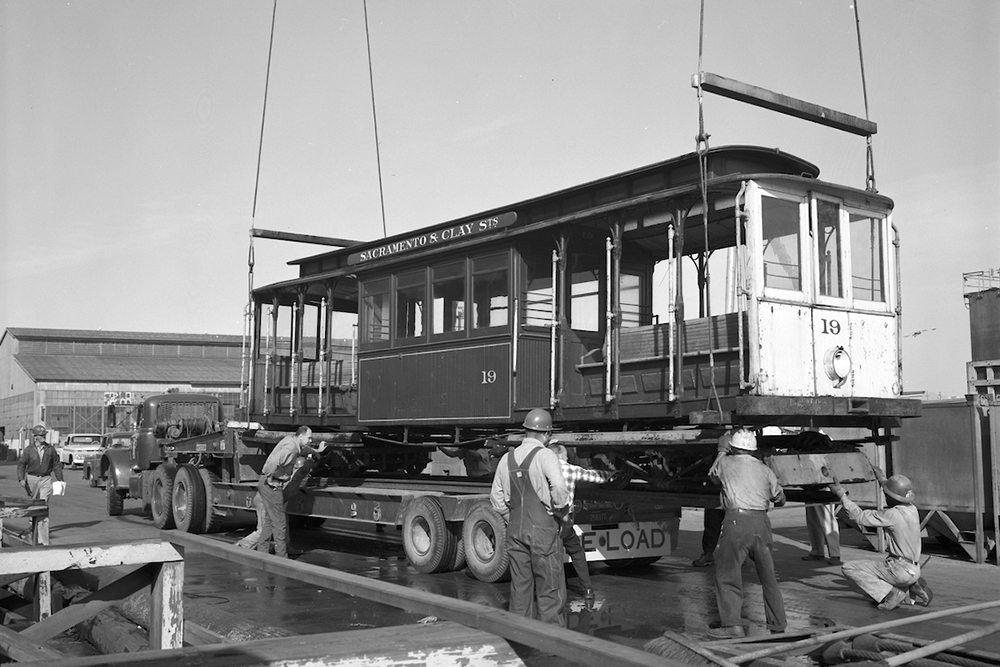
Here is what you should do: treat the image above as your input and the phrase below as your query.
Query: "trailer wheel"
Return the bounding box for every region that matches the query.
[150,464,177,530]
[172,464,207,533]
[462,503,510,583]
[402,496,458,574]
[449,522,466,571]
[106,476,124,516]
[199,468,225,533]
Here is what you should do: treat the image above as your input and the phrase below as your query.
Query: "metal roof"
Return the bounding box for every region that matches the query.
[14,354,240,385]
[5,327,242,346]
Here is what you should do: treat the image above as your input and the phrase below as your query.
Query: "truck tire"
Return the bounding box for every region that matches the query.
[106,476,124,516]
[172,464,207,533]
[199,468,225,533]
[150,464,177,530]
[402,496,458,574]
[462,503,510,583]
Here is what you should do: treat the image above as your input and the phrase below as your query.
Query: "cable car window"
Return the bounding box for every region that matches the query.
[762,196,802,291]
[620,272,643,327]
[395,270,425,341]
[432,262,465,335]
[571,268,600,332]
[525,258,553,327]
[361,278,390,344]
[850,212,885,302]
[472,254,509,329]
[816,199,843,298]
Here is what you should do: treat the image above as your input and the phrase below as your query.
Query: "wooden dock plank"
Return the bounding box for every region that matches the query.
[0,539,182,577]
[164,532,687,667]
[23,621,526,667]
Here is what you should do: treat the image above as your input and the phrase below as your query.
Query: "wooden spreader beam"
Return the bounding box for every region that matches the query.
[693,72,877,137]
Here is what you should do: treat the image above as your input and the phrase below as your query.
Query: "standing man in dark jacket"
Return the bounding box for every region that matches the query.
[17,425,64,502]
[490,408,570,626]
[708,428,787,638]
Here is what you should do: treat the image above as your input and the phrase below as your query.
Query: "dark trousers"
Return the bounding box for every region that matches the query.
[715,509,786,632]
[508,521,566,626]
[560,519,591,589]
[256,480,288,558]
[702,507,725,554]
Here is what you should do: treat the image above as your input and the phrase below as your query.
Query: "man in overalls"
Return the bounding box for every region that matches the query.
[490,408,570,626]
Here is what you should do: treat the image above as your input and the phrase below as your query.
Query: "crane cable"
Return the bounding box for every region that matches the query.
[854,1,877,193]
[694,0,724,418]
[241,0,278,416]
[363,0,388,238]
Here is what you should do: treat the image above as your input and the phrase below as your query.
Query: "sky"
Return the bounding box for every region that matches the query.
[1,0,997,398]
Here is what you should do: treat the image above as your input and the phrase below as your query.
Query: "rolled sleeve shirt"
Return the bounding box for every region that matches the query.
[490,439,569,520]
[840,494,921,564]
[261,436,303,481]
[712,454,785,510]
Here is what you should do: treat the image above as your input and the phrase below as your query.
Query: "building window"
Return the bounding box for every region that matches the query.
[432,262,466,335]
[361,278,390,344]
[525,258,554,327]
[395,270,426,341]
[762,196,802,291]
[472,254,509,329]
[850,213,885,302]
[816,199,843,299]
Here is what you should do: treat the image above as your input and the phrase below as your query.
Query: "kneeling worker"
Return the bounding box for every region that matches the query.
[828,466,932,609]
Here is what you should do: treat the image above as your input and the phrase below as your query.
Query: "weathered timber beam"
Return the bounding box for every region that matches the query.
[0,540,182,577]
[22,564,158,642]
[0,505,48,519]
[0,623,63,662]
[695,72,877,137]
[23,622,523,667]
[250,228,362,247]
[163,532,688,667]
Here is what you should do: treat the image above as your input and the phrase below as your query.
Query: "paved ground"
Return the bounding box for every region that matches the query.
[2,461,998,663]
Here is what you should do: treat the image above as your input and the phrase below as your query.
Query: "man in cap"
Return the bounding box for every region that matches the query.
[708,428,787,638]
[829,466,932,609]
[17,425,65,502]
[490,408,571,626]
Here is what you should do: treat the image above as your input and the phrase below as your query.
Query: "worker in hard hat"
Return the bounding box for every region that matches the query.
[708,428,787,639]
[490,408,571,626]
[17,425,65,502]
[828,466,932,610]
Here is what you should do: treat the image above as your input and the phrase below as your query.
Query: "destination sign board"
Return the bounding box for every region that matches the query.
[348,211,516,265]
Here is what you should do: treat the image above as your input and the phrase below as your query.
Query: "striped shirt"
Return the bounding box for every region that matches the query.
[559,460,613,508]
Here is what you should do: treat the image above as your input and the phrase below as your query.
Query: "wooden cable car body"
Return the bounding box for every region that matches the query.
[245,144,918,488]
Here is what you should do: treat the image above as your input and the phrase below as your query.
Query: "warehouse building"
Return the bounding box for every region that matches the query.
[0,328,244,452]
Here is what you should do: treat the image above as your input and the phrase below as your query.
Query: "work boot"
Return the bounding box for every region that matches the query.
[706,624,746,639]
[908,578,933,607]
[692,552,714,567]
[877,586,909,610]
[583,588,596,611]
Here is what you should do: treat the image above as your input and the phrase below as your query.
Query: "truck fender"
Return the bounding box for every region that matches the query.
[103,448,133,491]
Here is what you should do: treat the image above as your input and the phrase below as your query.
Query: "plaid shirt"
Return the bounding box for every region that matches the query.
[559,460,613,508]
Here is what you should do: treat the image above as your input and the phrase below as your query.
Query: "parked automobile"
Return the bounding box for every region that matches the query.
[58,433,104,469]
[83,432,134,487]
